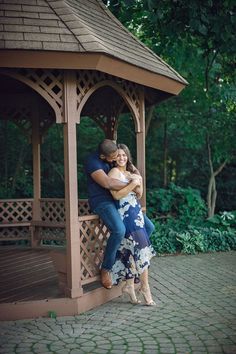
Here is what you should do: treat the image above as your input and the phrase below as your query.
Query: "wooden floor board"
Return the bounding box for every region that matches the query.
[0,247,63,303]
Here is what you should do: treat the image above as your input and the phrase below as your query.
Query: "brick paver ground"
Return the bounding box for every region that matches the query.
[0,251,236,354]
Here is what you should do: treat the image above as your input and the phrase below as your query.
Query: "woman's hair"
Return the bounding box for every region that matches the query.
[117,143,136,173]
[98,139,117,156]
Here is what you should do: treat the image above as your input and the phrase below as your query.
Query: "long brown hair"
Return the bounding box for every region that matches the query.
[117,144,136,173]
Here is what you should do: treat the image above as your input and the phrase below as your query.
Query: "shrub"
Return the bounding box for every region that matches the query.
[176,228,205,254]
[147,183,207,223]
[147,185,236,255]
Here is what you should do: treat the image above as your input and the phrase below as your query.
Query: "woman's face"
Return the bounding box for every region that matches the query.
[116,149,128,168]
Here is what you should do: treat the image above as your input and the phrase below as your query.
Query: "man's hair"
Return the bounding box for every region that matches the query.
[98,139,117,156]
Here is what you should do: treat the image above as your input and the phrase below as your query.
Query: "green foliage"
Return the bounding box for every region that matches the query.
[176,228,205,255]
[207,211,236,228]
[147,183,207,222]
[148,186,236,255]
[107,0,236,213]
[150,219,181,255]
[0,0,235,215]
[151,218,236,256]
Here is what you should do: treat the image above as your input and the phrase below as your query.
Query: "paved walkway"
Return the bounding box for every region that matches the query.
[0,251,236,354]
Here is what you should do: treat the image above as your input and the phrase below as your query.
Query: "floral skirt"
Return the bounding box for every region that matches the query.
[111,228,156,285]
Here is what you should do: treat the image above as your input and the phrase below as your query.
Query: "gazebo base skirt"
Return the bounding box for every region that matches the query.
[0,286,122,321]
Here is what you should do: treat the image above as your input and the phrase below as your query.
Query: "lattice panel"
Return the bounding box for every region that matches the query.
[76,70,141,120]
[80,217,110,281]
[0,97,55,138]
[40,199,92,221]
[0,200,33,223]
[78,199,92,216]
[0,104,31,122]
[0,226,31,240]
[18,68,63,113]
[0,103,31,139]
[91,115,118,140]
[40,199,65,223]
[121,80,141,116]
[0,68,63,122]
[39,228,66,242]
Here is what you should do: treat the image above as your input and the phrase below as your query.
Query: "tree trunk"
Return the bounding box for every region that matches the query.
[163,121,168,187]
[11,144,26,194]
[207,137,227,217]
[4,121,8,193]
[145,106,155,137]
[207,173,217,218]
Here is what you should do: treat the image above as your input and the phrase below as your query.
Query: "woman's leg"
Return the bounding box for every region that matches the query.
[139,269,156,306]
[122,278,140,304]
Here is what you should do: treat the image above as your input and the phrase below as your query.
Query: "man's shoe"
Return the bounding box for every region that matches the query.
[101,269,112,289]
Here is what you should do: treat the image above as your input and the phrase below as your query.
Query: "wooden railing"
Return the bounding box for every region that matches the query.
[0,198,109,287]
[0,198,91,242]
[0,199,33,241]
[79,214,109,285]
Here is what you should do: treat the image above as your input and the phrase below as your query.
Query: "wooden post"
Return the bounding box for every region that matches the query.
[136,89,146,208]
[63,70,83,298]
[31,110,41,247]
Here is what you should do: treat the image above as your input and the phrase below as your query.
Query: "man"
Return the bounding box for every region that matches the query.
[84,139,154,289]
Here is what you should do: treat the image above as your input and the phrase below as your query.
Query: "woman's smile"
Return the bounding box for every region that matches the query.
[116,149,128,167]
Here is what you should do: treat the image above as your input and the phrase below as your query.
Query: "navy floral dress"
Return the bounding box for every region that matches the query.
[110,173,156,285]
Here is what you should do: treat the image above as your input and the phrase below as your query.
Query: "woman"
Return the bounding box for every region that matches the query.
[108,144,156,306]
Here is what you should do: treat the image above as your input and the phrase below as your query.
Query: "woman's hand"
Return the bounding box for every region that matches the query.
[126,172,142,182]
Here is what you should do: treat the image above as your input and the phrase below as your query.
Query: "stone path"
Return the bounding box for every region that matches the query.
[0,251,236,354]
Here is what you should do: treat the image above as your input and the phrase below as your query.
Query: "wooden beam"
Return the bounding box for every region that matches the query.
[0,51,187,95]
[136,88,146,208]
[31,110,41,247]
[63,70,82,298]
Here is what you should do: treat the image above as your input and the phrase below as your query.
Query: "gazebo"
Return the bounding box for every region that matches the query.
[0,0,187,320]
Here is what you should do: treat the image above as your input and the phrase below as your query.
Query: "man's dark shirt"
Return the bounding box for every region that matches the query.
[84,151,114,211]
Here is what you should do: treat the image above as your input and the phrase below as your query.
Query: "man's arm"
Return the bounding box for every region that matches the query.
[91,169,130,190]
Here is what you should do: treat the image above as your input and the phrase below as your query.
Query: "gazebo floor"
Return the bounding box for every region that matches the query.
[0,247,64,303]
[0,246,123,320]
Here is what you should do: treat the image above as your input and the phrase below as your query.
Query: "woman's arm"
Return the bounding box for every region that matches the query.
[124,171,143,199]
[130,174,143,199]
[108,168,140,200]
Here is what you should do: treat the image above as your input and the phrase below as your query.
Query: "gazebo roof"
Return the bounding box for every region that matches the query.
[0,0,187,94]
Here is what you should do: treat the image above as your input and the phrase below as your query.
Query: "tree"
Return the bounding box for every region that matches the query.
[106,0,236,215]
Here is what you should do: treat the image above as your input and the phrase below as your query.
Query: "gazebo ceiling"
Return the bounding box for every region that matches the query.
[0,0,187,97]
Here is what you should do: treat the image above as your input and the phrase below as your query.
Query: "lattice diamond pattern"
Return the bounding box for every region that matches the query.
[0,68,64,124]
[41,200,65,222]
[0,200,33,223]
[0,199,110,284]
[17,68,63,111]
[78,200,91,216]
[76,70,140,120]
[80,217,110,281]
[39,227,65,241]
[0,226,30,240]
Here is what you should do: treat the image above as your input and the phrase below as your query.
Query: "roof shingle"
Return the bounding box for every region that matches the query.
[0,0,187,85]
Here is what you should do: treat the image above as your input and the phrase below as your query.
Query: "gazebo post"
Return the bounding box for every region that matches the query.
[136,90,146,208]
[63,70,83,298]
[31,111,41,247]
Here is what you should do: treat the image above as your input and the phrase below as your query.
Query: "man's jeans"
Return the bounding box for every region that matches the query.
[93,201,155,271]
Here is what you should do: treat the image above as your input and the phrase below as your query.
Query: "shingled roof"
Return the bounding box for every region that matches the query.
[0,0,187,87]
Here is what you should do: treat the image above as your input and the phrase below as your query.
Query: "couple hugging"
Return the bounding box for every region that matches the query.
[85,139,156,306]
